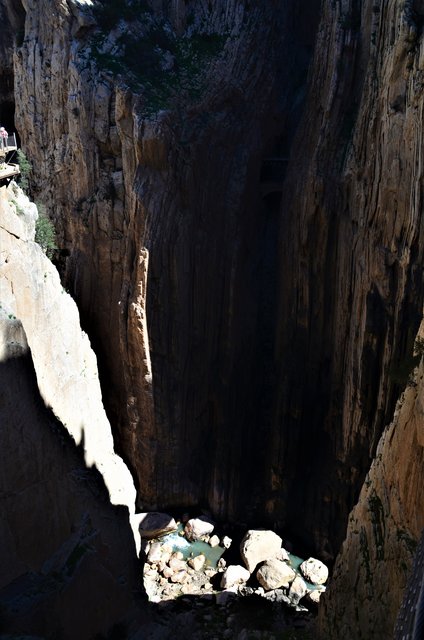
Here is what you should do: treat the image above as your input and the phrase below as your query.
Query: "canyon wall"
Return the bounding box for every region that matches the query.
[3,0,424,636]
[6,0,324,532]
[318,347,424,639]
[0,187,141,638]
[268,0,424,557]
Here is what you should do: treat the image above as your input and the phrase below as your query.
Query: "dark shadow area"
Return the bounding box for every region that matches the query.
[0,349,143,639]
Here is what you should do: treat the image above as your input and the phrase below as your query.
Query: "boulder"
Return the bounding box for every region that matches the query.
[222,536,232,549]
[138,512,178,539]
[276,547,290,562]
[299,557,329,585]
[147,542,163,563]
[307,588,324,604]
[256,559,296,591]
[169,556,187,571]
[220,565,250,589]
[170,570,188,584]
[184,517,215,540]
[288,575,308,605]
[209,535,220,547]
[188,554,206,571]
[240,530,283,572]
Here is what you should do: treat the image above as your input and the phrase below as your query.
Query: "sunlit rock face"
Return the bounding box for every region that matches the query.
[0,188,140,639]
[0,185,137,523]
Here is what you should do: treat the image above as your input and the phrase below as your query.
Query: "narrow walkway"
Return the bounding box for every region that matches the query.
[0,163,20,187]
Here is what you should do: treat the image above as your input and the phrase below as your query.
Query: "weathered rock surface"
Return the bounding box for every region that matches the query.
[288,576,308,606]
[220,565,250,590]
[299,558,328,585]
[319,331,424,639]
[0,190,141,638]
[185,517,215,541]
[0,185,138,546]
[240,530,283,573]
[256,559,296,591]
[138,512,177,539]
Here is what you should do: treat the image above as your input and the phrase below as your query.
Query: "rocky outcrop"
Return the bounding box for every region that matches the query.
[0,188,141,638]
[0,184,138,537]
[318,337,424,639]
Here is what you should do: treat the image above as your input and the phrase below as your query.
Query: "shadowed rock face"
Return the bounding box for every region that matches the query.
[0,335,140,639]
[4,3,424,637]
[7,0,322,531]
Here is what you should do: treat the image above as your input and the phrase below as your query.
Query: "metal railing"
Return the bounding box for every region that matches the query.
[0,133,17,154]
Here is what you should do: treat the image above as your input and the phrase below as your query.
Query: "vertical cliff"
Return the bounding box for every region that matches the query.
[0,186,141,638]
[317,326,424,639]
[4,2,424,636]
[267,0,424,557]
[6,0,324,532]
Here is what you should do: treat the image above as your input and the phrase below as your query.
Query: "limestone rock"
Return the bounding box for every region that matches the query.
[288,576,308,605]
[256,559,296,591]
[188,554,206,572]
[307,589,324,604]
[299,557,328,585]
[184,517,214,541]
[138,512,177,539]
[277,547,290,562]
[240,530,283,572]
[222,536,232,549]
[169,556,187,572]
[147,542,163,563]
[209,535,220,547]
[220,565,250,589]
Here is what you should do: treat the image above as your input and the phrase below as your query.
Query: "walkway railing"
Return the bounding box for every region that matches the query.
[0,133,17,154]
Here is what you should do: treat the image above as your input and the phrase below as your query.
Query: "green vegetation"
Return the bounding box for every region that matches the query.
[10,198,25,216]
[17,149,32,191]
[94,0,149,30]
[35,203,57,259]
[90,2,228,115]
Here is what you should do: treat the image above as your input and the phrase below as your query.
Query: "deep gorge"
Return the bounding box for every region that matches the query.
[1,0,424,638]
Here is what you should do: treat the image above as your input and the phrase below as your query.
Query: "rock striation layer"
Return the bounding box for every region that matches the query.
[6,0,323,532]
[4,1,424,636]
[318,333,424,639]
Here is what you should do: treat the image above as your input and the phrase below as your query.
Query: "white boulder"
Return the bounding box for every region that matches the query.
[184,516,215,541]
[220,565,250,589]
[256,559,296,591]
[188,554,206,571]
[288,575,308,604]
[209,535,220,547]
[299,557,329,585]
[222,536,232,549]
[307,588,325,604]
[240,530,283,572]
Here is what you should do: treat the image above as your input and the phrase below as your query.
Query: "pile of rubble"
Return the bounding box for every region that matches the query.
[138,513,328,610]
